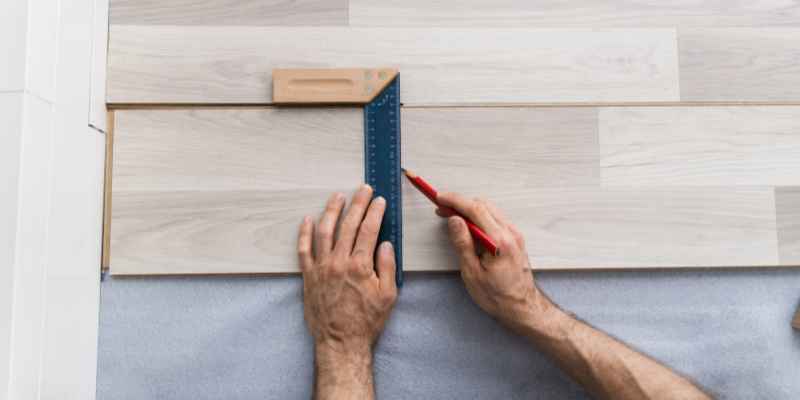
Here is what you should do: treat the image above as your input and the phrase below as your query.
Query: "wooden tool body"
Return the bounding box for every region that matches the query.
[273,68,398,104]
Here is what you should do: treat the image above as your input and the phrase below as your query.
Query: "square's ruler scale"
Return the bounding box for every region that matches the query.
[273,68,404,286]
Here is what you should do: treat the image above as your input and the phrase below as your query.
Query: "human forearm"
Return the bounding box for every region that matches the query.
[300,186,397,399]
[314,343,374,400]
[521,296,711,400]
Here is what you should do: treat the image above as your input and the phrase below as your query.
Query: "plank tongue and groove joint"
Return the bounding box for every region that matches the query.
[274,68,404,286]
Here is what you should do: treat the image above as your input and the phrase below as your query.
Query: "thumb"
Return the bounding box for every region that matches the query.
[448,216,481,270]
[376,241,398,298]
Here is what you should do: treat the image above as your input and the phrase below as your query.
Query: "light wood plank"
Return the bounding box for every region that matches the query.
[599,107,800,186]
[111,108,792,274]
[680,29,800,101]
[351,0,800,28]
[112,108,362,192]
[404,107,598,189]
[111,107,596,274]
[111,189,332,274]
[107,26,679,104]
[404,186,780,271]
[110,0,347,26]
[110,108,362,274]
[776,187,800,265]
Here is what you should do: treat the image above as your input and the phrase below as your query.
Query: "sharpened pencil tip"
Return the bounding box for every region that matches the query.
[402,168,416,178]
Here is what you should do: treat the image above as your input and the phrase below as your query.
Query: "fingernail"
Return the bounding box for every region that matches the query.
[362,183,372,192]
[303,215,311,224]
[381,241,394,251]
[335,192,344,201]
[375,196,386,205]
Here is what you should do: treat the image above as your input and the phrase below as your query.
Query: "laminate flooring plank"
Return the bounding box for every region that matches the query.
[350,0,800,27]
[110,108,362,274]
[404,107,599,189]
[111,189,332,274]
[112,108,362,192]
[404,186,780,271]
[679,29,800,101]
[776,187,800,265]
[111,107,787,274]
[107,26,679,104]
[110,0,348,26]
[599,107,800,186]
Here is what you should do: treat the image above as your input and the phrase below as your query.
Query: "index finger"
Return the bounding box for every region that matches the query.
[437,192,503,237]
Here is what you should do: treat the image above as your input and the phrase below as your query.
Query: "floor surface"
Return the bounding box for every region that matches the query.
[97,270,800,399]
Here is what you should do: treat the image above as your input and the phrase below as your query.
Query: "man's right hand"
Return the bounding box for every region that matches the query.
[436,193,556,335]
[437,192,711,400]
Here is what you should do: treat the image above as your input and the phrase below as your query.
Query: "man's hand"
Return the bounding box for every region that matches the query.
[437,192,710,400]
[298,185,398,400]
[436,192,554,334]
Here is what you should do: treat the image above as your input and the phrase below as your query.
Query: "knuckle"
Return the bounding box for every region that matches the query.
[452,235,470,248]
[328,263,346,276]
[318,258,333,270]
[325,198,341,211]
[498,234,516,249]
[358,222,377,237]
[317,223,334,237]
[381,289,397,306]
[471,200,486,214]
[513,231,526,247]
[351,250,371,269]
[342,218,359,233]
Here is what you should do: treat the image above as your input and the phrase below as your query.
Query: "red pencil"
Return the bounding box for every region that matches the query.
[402,168,500,256]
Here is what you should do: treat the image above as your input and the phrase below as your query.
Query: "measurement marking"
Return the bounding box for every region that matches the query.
[364,77,403,287]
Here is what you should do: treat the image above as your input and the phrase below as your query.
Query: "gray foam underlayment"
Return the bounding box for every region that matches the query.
[97,269,800,399]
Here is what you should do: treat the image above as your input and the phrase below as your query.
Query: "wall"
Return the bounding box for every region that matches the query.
[0,0,107,398]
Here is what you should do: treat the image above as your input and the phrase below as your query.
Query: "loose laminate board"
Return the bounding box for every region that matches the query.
[110,107,795,274]
[111,0,347,26]
[107,26,679,104]
[599,107,800,186]
[350,0,800,27]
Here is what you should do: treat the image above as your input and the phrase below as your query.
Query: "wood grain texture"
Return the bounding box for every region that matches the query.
[679,29,800,101]
[112,108,361,192]
[110,0,347,26]
[776,187,800,266]
[111,108,795,274]
[404,186,780,271]
[110,108,362,274]
[600,107,800,186]
[350,0,800,27]
[404,107,598,189]
[111,190,331,274]
[107,26,679,104]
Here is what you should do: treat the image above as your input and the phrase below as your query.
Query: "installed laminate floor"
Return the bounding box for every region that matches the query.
[106,1,800,275]
[110,107,798,274]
